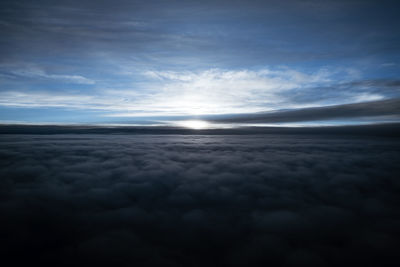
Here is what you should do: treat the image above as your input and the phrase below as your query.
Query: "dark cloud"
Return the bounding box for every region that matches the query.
[0,133,399,266]
[1,123,400,137]
[212,98,400,124]
[1,0,399,67]
[281,79,400,104]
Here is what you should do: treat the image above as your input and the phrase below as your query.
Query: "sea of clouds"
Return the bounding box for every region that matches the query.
[0,134,399,266]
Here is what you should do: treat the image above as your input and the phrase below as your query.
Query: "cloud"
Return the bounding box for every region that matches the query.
[0,91,98,108]
[0,67,375,115]
[0,134,399,266]
[282,79,400,105]
[2,0,398,67]
[1,123,400,137]
[211,98,400,124]
[0,0,399,124]
[2,65,95,84]
[140,67,342,114]
[0,67,399,126]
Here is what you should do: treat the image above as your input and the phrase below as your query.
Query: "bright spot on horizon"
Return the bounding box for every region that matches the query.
[177,120,210,129]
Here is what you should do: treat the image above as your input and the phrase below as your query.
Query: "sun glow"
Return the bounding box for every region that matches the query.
[177,120,210,129]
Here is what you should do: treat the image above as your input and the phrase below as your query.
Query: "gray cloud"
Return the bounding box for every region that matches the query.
[1,0,398,67]
[0,134,399,266]
[211,98,400,124]
[1,123,400,136]
[281,79,400,104]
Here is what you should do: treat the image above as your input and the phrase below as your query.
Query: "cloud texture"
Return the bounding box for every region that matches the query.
[1,0,400,123]
[211,98,400,124]
[0,134,400,266]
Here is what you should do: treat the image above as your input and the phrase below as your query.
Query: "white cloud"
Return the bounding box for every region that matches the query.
[9,66,95,84]
[0,67,366,116]
[138,68,347,115]
[352,93,384,102]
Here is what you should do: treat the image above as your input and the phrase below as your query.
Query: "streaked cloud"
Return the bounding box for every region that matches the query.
[0,0,399,124]
[210,98,400,124]
[0,67,374,116]
[2,65,95,84]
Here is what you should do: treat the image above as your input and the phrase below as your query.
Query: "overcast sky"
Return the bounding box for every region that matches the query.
[0,0,399,125]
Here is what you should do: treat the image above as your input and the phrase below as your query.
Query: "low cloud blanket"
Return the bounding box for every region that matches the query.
[0,134,399,266]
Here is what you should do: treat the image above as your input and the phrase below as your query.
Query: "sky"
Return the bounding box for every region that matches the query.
[0,0,399,126]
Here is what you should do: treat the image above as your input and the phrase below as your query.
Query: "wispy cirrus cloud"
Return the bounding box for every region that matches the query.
[12,69,95,85]
[0,67,355,113]
[0,67,398,120]
[0,64,95,84]
[134,67,362,115]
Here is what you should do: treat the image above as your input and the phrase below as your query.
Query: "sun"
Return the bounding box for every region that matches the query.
[177,120,209,129]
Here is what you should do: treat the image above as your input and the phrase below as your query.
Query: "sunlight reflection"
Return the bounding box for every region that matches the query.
[176,120,210,129]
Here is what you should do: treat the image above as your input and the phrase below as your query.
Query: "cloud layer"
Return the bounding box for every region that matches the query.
[211,98,400,124]
[0,0,399,123]
[1,134,400,266]
[1,67,399,119]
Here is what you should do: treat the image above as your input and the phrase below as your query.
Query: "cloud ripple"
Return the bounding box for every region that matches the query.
[0,134,399,266]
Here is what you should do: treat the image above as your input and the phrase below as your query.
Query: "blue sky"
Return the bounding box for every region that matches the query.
[0,0,399,125]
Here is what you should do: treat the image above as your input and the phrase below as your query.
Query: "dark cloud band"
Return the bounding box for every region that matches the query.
[211,98,400,124]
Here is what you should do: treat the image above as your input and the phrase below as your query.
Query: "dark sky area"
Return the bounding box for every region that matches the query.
[0,0,399,125]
